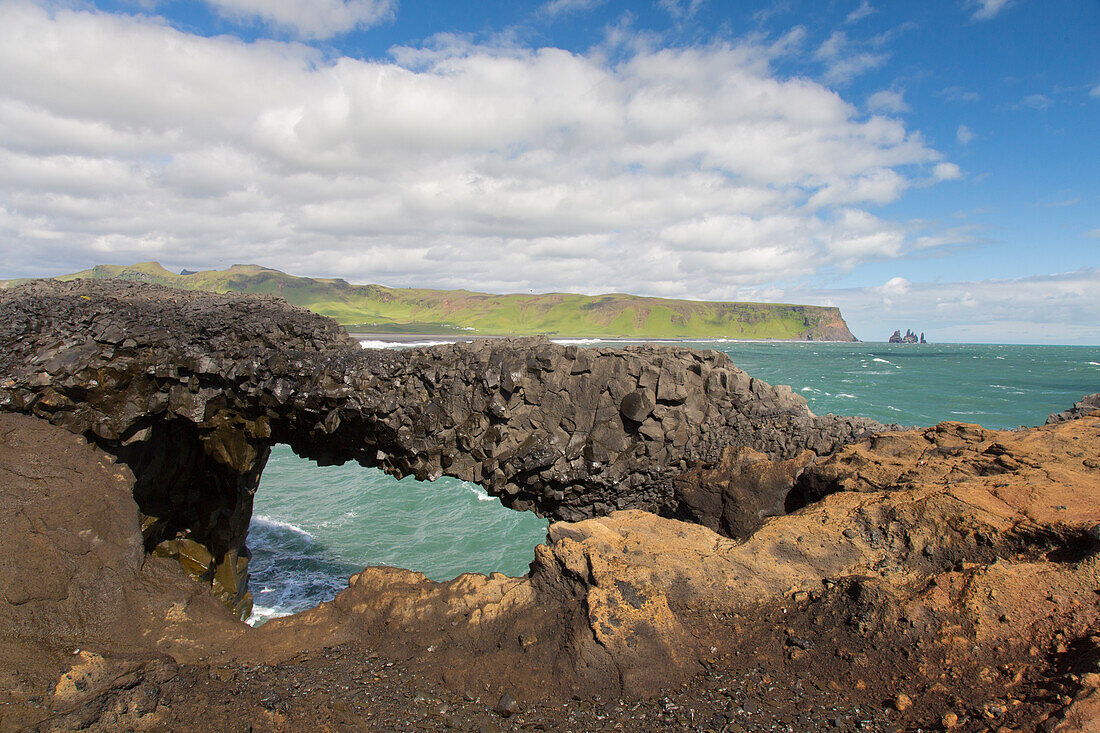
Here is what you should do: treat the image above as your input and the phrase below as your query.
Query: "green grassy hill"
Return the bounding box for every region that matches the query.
[19,262,857,340]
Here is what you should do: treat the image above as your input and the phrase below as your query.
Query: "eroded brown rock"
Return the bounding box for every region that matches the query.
[2,410,1099,730]
[0,414,244,732]
[225,415,1100,719]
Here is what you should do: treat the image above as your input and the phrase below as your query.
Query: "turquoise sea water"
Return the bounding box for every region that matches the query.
[248,341,1100,624]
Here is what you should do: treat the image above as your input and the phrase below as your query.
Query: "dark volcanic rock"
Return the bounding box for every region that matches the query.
[1046,392,1100,424]
[672,446,816,538]
[0,279,890,610]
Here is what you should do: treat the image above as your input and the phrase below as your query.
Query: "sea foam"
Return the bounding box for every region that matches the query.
[252,515,313,540]
[464,482,497,502]
[359,339,461,349]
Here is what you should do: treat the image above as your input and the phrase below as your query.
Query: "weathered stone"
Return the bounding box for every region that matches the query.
[0,279,892,613]
[619,389,655,423]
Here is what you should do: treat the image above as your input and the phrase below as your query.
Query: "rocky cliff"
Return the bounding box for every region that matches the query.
[0,279,884,616]
[2,397,1099,731]
[2,278,1099,732]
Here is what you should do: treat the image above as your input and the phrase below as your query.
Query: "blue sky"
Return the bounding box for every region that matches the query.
[0,0,1097,343]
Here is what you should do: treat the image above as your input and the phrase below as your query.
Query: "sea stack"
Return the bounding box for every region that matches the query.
[889,328,922,343]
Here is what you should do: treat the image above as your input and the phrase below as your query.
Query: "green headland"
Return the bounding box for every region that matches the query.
[10,262,858,341]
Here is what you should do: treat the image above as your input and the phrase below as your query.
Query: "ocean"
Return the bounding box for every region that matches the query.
[247,341,1100,625]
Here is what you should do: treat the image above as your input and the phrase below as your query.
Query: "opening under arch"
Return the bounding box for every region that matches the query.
[247,444,549,625]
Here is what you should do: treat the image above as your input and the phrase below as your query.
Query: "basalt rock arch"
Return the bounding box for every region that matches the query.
[0,279,888,614]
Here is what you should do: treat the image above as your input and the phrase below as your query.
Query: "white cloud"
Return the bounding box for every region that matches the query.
[971,0,1011,21]
[933,162,962,181]
[814,32,888,85]
[658,0,706,19]
[938,86,980,103]
[1018,93,1050,110]
[1089,83,1100,99]
[540,0,606,18]
[1086,229,1100,239]
[201,0,395,39]
[792,269,1100,344]
[866,89,907,114]
[845,0,875,23]
[911,225,980,251]
[956,124,974,145]
[878,276,910,295]
[0,3,954,301]
[752,1,791,24]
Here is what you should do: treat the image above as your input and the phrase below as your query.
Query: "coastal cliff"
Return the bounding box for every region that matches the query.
[27,261,860,341]
[1,278,1099,732]
[0,279,883,618]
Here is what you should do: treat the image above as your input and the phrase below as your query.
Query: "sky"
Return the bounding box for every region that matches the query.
[0,0,1097,343]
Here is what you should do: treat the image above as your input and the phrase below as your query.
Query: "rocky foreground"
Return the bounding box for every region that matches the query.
[0,280,1098,732]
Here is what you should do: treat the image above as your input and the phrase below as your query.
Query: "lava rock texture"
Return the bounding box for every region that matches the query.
[0,279,886,612]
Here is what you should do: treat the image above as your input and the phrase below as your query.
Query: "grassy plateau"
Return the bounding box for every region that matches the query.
[9,262,858,341]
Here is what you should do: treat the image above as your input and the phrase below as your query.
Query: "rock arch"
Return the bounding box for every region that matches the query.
[0,280,887,615]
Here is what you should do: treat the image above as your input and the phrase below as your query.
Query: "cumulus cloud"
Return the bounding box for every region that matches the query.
[956,124,974,145]
[202,0,395,39]
[1091,84,1100,98]
[878,276,909,295]
[791,269,1100,344]
[0,2,957,300]
[971,0,1011,21]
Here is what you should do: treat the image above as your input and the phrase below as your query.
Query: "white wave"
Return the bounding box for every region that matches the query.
[405,340,466,348]
[887,405,902,412]
[872,357,892,364]
[835,393,857,399]
[359,339,459,349]
[950,410,978,415]
[317,510,362,529]
[251,515,313,540]
[800,387,819,393]
[550,338,603,345]
[1090,362,1100,366]
[246,604,294,627]
[463,482,497,502]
